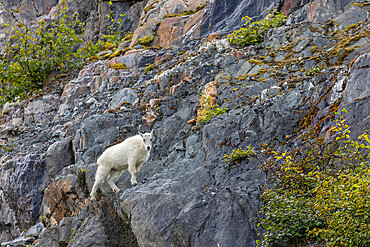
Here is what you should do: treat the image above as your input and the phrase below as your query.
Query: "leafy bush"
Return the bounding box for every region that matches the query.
[309,164,370,246]
[0,5,86,103]
[196,94,227,123]
[223,146,256,164]
[228,10,287,46]
[0,0,126,104]
[258,112,370,246]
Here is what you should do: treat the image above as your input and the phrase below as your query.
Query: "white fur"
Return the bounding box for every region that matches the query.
[90,131,153,200]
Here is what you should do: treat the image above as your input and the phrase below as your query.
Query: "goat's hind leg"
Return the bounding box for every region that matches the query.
[90,166,110,200]
[107,169,123,193]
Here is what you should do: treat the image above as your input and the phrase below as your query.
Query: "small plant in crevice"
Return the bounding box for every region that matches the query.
[137,34,155,47]
[228,9,287,46]
[223,146,256,165]
[0,142,15,155]
[100,1,126,50]
[163,4,206,19]
[257,110,370,247]
[305,66,322,76]
[69,227,77,243]
[144,63,154,72]
[196,94,227,123]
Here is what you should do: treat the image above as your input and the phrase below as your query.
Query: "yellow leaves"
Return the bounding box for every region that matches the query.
[259,115,370,246]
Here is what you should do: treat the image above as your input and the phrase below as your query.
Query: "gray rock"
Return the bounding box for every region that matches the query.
[86,97,98,109]
[261,86,281,101]
[34,226,60,247]
[25,100,50,116]
[115,49,157,69]
[58,81,91,115]
[295,38,310,52]
[313,36,333,50]
[0,235,35,247]
[58,217,78,245]
[68,201,138,247]
[24,222,45,237]
[1,1,370,247]
[197,0,278,37]
[155,72,171,90]
[342,51,370,104]
[109,88,139,110]
[73,114,118,152]
[334,5,368,31]
[0,155,48,242]
[235,60,252,77]
[219,54,238,69]
[46,137,75,179]
[1,223,45,246]
[285,89,302,109]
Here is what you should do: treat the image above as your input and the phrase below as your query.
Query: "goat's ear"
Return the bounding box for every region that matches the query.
[138,131,144,137]
[150,129,154,136]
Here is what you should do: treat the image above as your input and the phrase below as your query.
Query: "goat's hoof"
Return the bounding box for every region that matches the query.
[131,182,137,186]
[114,189,120,193]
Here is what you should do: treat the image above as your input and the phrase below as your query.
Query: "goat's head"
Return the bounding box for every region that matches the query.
[139,130,153,152]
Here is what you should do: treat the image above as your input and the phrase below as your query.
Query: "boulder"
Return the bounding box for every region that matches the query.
[334,4,368,31]
[41,174,86,227]
[110,88,139,110]
[45,137,75,179]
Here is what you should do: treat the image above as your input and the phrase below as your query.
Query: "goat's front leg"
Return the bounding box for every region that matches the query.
[128,160,138,186]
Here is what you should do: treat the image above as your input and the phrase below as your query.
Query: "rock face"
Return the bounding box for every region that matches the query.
[1,0,369,247]
[0,154,48,242]
[197,0,278,36]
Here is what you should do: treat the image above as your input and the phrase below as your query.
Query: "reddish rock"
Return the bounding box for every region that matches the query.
[206,33,222,42]
[187,119,196,124]
[142,111,157,127]
[156,16,184,47]
[130,0,208,47]
[42,175,86,226]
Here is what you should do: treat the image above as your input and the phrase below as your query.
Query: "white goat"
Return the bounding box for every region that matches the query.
[90,131,153,200]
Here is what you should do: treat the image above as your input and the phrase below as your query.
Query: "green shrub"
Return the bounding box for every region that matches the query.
[0,0,126,104]
[0,5,86,103]
[258,112,370,246]
[223,146,256,164]
[196,94,227,123]
[228,10,287,46]
[309,164,370,246]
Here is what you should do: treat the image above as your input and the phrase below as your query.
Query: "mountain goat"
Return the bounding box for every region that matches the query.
[90,130,153,200]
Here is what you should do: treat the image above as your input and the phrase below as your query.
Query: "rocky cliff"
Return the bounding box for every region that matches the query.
[0,0,369,246]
